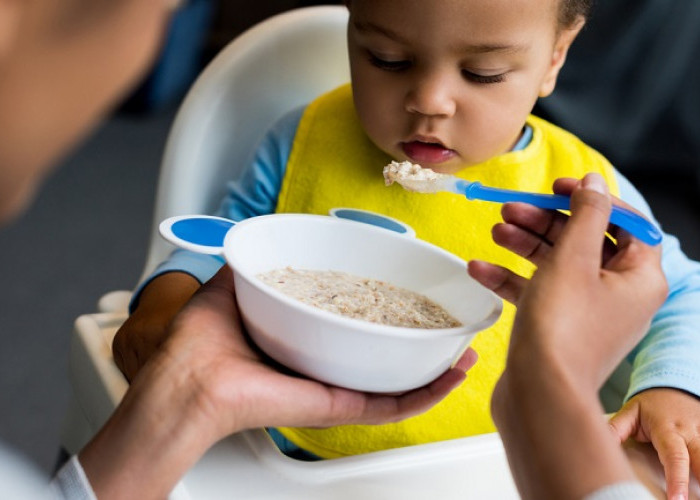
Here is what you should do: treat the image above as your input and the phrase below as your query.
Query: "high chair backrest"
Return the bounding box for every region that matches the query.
[139,6,350,282]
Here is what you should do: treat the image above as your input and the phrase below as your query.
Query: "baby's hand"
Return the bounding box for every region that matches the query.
[610,388,700,500]
[113,271,201,381]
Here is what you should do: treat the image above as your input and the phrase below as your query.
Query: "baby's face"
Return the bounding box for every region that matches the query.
[347,0,581,174]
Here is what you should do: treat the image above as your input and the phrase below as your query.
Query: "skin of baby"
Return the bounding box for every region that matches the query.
[347,0,583,174]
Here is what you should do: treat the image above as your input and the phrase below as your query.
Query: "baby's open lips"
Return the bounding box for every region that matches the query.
[401,141,457,164]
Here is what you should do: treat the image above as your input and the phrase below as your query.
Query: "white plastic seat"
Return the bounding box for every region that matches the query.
[61,6,520,498]
[140,4,353,283]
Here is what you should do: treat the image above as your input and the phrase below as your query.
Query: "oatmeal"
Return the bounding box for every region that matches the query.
[258,267,462,329]
[383,160,450,193]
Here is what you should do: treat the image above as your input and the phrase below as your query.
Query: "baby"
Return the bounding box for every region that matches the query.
[114,1,700,496]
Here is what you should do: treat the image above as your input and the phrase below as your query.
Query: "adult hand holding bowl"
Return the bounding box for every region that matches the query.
[160,213,502,393]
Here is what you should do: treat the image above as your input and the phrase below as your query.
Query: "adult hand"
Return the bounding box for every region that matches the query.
[469,174,667,389]
[81,265,477,499]
[161,265,478,435]
[475,173,667,499]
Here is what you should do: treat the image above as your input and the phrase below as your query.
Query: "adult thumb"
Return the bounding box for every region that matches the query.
[557,173,613,262]
[187,265,237,313]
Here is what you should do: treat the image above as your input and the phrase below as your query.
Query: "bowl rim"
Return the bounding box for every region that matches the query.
[223,213,503,339]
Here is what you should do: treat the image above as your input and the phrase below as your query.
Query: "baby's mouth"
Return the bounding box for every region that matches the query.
[401,141,457,165]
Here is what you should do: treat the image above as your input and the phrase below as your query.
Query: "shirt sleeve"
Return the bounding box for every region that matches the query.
[615,170,700,400]
[583,481,655,500]
[50,455,97,500]
[129,106,304,312]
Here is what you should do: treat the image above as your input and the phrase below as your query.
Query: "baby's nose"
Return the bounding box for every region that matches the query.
[404,72,457,118]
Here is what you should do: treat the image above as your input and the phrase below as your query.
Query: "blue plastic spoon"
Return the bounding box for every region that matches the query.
[384,162,662,246]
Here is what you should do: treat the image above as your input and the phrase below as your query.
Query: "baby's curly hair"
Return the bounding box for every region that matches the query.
[559,0,593,27]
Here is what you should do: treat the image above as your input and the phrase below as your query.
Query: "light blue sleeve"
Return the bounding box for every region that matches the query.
[616,171,700,400]
[129,107,304,311]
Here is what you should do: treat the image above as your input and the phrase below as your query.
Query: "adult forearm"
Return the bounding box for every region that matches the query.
[493,363,637,500]
[79,350,220,500]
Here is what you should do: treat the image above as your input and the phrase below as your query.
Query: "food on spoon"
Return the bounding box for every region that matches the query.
[383,160,451,193]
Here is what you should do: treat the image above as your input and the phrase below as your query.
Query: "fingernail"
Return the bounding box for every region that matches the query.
[671,494,686,500]
[582,173,608,195]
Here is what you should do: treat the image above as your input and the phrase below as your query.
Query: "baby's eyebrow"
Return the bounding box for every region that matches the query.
[456,42,527,55]
[352,21,409,43]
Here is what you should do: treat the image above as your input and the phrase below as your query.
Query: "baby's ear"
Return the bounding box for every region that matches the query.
[538,18,585,98]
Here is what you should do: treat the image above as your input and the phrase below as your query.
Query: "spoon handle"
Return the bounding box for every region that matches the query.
[461,181,662,246]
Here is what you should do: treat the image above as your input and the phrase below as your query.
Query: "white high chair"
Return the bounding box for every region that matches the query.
[61,6,519,499]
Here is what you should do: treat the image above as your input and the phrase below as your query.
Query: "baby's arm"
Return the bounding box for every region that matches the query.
[113,248,225,381]
[609,173,700,500]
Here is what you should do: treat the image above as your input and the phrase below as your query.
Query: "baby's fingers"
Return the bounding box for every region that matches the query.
[467,260,528,305]
[653,432,691,500]
[691,437,700,500]
[609,402,642,443]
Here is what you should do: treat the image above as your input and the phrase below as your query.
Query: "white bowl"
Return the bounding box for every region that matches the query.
[223,214,502,393]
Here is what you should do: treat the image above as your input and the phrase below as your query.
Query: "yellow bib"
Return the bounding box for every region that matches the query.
[276,84,619,458]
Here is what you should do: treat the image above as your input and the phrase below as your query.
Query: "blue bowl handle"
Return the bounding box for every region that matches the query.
[159,215,237,256]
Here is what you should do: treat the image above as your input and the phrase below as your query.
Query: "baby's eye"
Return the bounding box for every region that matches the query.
[368,52,411,72]
[461,70,507,84]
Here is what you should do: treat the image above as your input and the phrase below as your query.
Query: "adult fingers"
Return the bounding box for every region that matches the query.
[551,177,578,196]
[555,173,612,265]
[453,347,478,373]
[497,205,618,266]
[467,259,529,304]
[554,177,659,253]
[390,365,469,421]
[553,177,620,260]
[176,266,241,332]
[500,202,566,247]
[334,362,469,426]
[492,220,554,266]
[188,265,236,307]
[358,349,477,424]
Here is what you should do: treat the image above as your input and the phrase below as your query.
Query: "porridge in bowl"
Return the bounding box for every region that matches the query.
[258,267,462,329]
[222,213,502,392]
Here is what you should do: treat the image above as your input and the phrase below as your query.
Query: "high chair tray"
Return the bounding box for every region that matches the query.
[68,312,519,499]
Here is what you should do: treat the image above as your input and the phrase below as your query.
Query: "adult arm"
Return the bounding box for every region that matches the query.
[88,266,476,499]
[471,174,667,498]
[614,172,700,400]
